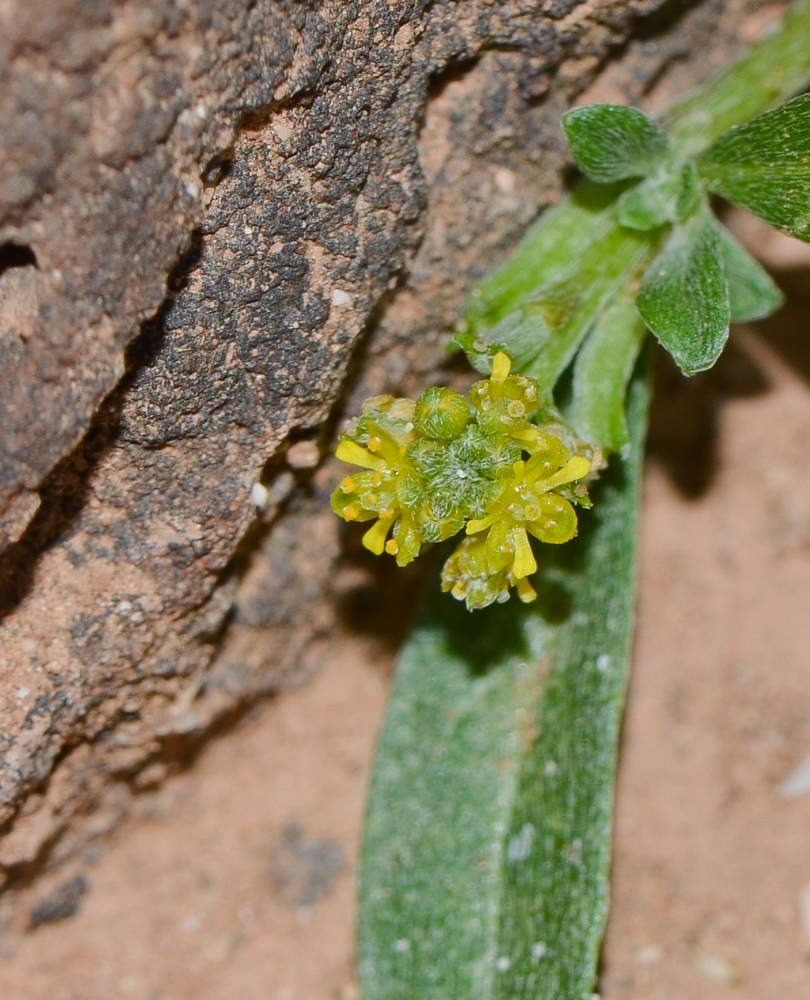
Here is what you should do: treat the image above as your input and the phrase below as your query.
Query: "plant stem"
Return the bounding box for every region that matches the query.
[665,0,810,155]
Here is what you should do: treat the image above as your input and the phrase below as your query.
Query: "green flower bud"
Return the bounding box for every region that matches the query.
[413,387,471,441]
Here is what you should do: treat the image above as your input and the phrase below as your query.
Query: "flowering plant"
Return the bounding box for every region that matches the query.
[352,5,810,999]
[333,352,596,608]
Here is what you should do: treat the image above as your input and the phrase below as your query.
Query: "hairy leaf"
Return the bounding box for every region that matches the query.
[463,182,623,342]
[617,162,702,231]
[697,94,810,241]
[474,225,657,392]
[718,225,784,322]
[562,104,669,183]
[637,209,730,375]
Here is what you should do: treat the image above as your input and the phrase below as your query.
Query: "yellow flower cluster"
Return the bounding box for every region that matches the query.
[332,352,596,609]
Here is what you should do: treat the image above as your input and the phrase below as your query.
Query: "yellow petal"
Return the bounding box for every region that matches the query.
[336,440,387,472]
[541,455,590,490]
[491,351,512,382]
[395,520,423,566]
[466,512,498,535]
[362,518,392,555]
[516,576,538,603]
[512,527,537,579]
[510,427,539,445]
[528,494,577,544]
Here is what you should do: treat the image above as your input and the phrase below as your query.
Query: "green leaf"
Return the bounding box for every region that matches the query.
[616,161,702,231]
[358,368,649,1000]
[637,208,730,375]
[718,225,784,322]
[474,224,658,392]
[463,182,624,341]
[617,171,680,231]
[561,104,670,184]
[567,289,647,454]
[675,162,703,222]
[697,94,810,241]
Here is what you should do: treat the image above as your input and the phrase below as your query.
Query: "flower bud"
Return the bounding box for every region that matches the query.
[413,387,471,441]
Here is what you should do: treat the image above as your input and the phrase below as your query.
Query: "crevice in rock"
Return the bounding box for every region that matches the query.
[0,243,37,277]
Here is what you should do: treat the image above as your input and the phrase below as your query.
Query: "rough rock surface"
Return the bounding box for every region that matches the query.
[0,0,771,896]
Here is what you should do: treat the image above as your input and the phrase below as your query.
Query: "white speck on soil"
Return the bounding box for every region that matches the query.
[250,482,270,508]
[777,753,810,797]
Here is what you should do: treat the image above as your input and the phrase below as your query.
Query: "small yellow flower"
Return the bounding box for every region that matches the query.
[469,352,545,450]
[441,434,591,609]
[332,416,426,566]
[332,351,597,608]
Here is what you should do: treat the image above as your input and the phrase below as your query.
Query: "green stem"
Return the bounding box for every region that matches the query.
[664,0,810,155]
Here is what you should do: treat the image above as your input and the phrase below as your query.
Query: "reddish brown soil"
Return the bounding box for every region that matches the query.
[0,642,387,1000]
[2,230,810,1000]
[603,333,810,999]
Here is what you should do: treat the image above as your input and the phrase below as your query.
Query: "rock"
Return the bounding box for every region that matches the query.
[29,875,89,928]
[0,0,764,901]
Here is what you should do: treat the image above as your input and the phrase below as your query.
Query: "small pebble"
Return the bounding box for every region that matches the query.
[635,944,663,965]
[778,754,810,797]
[696,953,740,985]
[287,440,320,469]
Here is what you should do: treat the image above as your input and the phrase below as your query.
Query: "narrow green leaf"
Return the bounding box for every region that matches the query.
[358,366,649,1000]
[473,303,554,377]
[718,225,784,322]
[567,289,647,454]
[464,182,623,338]
[494,368,647,1000]
[478,224,657,392]
[674,161,703,222]
[637,208,729,375]
[697,94,810,241]
[562,105,669,183]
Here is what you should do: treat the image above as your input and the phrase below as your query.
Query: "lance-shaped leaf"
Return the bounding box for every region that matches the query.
[718,225,784,323]
[562,104,670,184]
[358,371,649,1000]
[473,224,657,392]
[637,208,730,375]
[568,289,648,454]
[697,93,810,241]
[463,182,622,345]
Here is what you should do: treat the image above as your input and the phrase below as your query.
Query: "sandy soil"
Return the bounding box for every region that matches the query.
[602,330,810,999]
[2,238,810,1000]
[0,640,387,1000]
